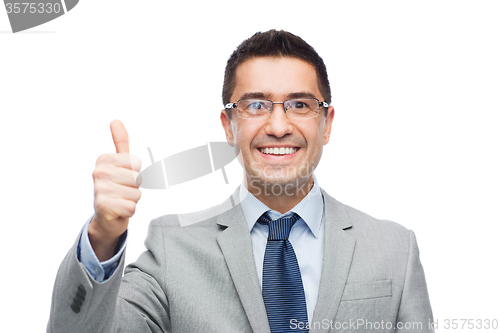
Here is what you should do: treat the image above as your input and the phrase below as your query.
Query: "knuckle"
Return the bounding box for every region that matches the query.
[94,181,112,196]
[94,197,108,213]
[135,156,142,169]
[93,165,113,180]
[130,154,142,171]
[92,169,105,181]
[93,182,101,195]
[96,153,110,165]
[132,171,142,187]
[129,201,137,215]
[92,168,101,179]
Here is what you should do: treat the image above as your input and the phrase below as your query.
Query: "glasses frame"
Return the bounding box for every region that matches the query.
[224,98,329,119]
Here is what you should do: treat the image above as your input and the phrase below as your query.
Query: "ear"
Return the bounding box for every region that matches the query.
[220,109,234,145]
[323,106,335,145]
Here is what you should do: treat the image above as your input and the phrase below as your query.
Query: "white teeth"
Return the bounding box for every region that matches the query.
[259,147,297,155]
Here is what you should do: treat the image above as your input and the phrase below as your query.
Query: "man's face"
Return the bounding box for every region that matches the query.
[221,57,334,193]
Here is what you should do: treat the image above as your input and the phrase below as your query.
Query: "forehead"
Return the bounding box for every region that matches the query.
[232,57,321,100]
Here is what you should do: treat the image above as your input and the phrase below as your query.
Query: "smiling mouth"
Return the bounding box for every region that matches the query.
[259,147,298,155]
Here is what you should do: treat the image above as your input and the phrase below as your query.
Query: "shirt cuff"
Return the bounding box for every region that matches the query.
[77,215,127,282]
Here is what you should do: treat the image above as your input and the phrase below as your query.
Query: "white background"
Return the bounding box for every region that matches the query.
[1,1,499,331]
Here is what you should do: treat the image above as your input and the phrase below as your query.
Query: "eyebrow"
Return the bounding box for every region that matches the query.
[286,92,317,99]
[238,92,272,100]
[238,91,318,101]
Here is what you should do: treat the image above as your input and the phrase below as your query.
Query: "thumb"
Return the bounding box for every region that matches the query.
[110,120,129,154]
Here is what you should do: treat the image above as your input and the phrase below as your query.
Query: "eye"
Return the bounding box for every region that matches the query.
[247,101,265,110]
[289,100,312,109]
[240,99,270,114]
[291,101,307,109]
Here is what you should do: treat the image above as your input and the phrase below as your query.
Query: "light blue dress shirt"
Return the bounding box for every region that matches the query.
[239,177,325,322]
[78,177,325,322]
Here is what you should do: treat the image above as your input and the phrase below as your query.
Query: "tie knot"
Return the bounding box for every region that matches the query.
[258,212,300,241]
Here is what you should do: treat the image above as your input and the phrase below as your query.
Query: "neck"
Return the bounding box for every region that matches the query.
[245,176,315,214]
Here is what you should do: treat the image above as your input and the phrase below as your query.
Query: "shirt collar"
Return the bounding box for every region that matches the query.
[239,175,324,238]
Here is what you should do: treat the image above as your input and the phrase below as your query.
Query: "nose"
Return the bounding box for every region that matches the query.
[264,103,294,138]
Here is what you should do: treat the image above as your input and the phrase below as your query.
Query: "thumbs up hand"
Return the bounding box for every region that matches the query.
[89,120,142,261]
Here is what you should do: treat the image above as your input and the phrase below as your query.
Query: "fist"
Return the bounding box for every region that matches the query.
[89,120,142,256]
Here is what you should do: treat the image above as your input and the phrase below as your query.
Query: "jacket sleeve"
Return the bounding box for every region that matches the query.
[47,221,170,333]
[395,230,435,332]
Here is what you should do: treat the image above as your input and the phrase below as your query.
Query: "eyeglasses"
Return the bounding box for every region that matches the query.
[224,98,328,119]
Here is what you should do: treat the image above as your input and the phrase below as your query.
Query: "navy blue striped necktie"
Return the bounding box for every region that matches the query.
[258,212,308,333]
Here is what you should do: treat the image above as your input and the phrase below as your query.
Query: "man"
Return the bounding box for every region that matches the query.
[48,30,434,332]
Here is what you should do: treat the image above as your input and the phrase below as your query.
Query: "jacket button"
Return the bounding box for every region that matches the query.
[72,298,83,308]
[77,284,86,297]
[71,304,81,313]
[74,293,85,303]
[70,284,86,313]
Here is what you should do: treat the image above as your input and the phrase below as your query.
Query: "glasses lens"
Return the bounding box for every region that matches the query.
[285,99,320,118]
[237,99,272,118]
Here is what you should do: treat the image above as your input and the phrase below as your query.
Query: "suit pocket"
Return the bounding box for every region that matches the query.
[341,279,392,301]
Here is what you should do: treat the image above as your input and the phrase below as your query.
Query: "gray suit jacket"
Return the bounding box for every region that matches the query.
[47,188,434,332]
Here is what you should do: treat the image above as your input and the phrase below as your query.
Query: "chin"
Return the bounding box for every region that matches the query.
[246,172,313,195]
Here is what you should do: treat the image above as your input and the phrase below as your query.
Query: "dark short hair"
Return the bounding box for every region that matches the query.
[222,30,331,114]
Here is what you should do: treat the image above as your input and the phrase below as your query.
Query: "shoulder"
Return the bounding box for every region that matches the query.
[145,193,239,237]
[322,189,412,248]
[135,194,243,271]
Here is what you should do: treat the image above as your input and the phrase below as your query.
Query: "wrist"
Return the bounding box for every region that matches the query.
[88,217,122,262]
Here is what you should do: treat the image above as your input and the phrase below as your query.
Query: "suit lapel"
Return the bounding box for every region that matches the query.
[215,188,355,332]
[310,191,356,331]
[216,190,271,333]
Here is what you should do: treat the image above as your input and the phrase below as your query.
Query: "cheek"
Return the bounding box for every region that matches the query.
[300,123,324,148]
[233,123,259,147]
[314,121,326,142]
